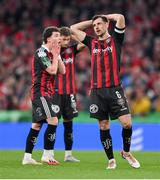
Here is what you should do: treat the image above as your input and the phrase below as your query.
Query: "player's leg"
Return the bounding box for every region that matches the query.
[98,120,116,169]
[22,123,42,165]
[89,89,116,169]
[63,94,79,162]
[41,116,60,165]
[109,85,140,168]
[38,96,60,165]
[118,114,140,168]
[63,119,80,162]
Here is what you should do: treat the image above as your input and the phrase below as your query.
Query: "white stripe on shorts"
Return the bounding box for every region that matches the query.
[40,96,51,118]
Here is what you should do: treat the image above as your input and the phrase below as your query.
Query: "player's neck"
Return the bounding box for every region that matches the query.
[98,32,110,40]
[42,44,50,52]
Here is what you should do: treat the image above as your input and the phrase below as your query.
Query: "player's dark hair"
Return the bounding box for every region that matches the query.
[60,27,71,36]
[42,26,60,43]
[92,15,108,23]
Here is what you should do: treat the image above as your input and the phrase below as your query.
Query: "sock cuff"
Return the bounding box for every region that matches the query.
[122,126,132,130]
[31,128,40,133]
[47,124,57,130]
[100,129,110,136]
[122,127,132,136]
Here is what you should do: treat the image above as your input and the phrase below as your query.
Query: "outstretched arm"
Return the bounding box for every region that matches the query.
[104,14,125,29]
[70,20,92,42]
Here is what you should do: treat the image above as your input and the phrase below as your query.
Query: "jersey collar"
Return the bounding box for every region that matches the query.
[41,44,50,52]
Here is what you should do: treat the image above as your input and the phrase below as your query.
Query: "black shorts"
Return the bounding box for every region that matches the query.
[89,86,130,120]
[32,96,57,123]
[52,93,78,120]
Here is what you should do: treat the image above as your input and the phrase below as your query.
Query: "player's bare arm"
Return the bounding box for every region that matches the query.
[104,14,125,29]
[70,20,92,42]
[58,56,66,74]
[71,34,86,51]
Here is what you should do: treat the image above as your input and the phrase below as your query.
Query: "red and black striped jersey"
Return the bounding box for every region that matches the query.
[54,45,79,94]
[82,26,125,89]
[31,45,55,100]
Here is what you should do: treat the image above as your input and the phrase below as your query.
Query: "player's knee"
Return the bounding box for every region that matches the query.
[123,123,131,129]
[119,114,132,129]
[32,123,41,130]
[122,119,132,129]
[47,117,58,125]
[98,120,110,130]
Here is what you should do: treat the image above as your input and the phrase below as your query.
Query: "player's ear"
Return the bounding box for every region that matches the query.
[47,36,51,43]
[105,21,109,29]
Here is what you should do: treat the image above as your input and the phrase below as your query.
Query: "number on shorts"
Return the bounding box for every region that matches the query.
[70,94,75,103]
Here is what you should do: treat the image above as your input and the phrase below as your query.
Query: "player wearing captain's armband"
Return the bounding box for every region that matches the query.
[71,14,140,170]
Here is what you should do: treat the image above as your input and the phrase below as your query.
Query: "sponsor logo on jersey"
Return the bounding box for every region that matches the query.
[62,57,73,64]
[92,47,112,54]
[38,50,47,57]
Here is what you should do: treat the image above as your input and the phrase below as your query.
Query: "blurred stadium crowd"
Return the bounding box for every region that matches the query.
[0,0,160,116]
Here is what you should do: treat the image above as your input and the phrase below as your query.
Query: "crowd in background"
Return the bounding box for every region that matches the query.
[0,0,160,116]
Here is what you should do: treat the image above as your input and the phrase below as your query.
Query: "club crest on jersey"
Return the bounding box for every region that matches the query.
[90,104,98,113]
[106,38,111,43]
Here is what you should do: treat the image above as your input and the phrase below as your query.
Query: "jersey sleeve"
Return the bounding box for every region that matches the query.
[112,26,125,46]
[82,35,92,51]
[72,44,79,55]
[36,50,52,70]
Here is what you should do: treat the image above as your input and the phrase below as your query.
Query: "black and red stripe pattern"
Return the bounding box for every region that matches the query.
[91,36,121,89]
[54,46,77,94]
[31,48,55,100]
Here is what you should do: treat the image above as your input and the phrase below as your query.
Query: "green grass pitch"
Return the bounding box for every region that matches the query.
[0,150,160,179]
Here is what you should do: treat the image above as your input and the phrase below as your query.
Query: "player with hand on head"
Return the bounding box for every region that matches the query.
[71,14,140,169]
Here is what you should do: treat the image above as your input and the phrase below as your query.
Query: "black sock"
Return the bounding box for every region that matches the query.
[25,128,39,153]
[100,129,114,160]
[122,127,132,152]
[63,121,73,150]
[44,124,57,150]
